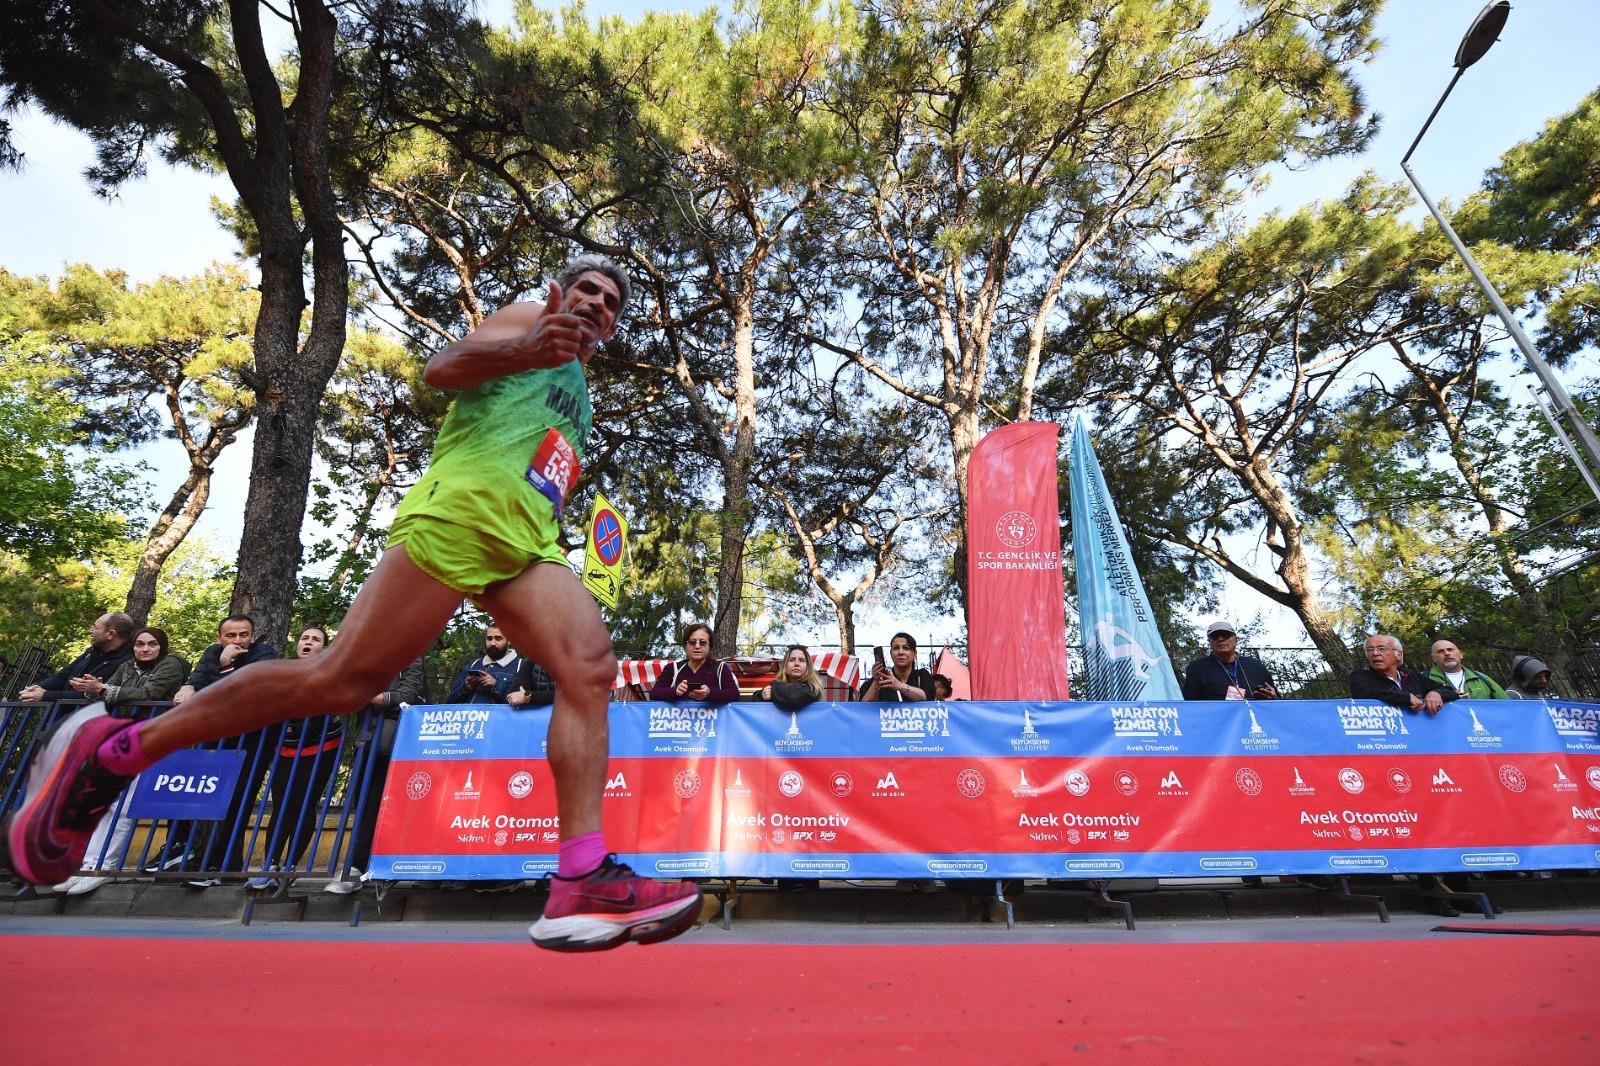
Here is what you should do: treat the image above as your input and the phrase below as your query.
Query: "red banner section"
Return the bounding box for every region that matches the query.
[966,423,1070,700]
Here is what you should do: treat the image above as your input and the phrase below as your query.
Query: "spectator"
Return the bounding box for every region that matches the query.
[860,632,935,702]
[1505,655,1561,700]
[760,645,822,712]
[932,674,956,701]
[1348,635,1456,715]
[324,655,427,896]
[446,625,520,703]
[164,613,280,886]
[18,612,135,702]
[51,626,190,897]
[250,625,343,891]
[1425,640,1507,700]
[650,623,739,704]
[80,627,191,710]
[507,655,557,708]
[1182,621,1279,700]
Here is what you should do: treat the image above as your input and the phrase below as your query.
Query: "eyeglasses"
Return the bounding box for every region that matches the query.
[686,638,709,646]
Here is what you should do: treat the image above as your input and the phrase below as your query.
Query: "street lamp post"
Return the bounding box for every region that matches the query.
[1400,0,1600,505]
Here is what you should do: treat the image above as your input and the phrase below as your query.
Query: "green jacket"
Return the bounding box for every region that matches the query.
[1425,664,1507,701]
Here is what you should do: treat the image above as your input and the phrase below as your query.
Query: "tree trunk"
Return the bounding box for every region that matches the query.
[711,292,759,659]
[949,403,980,633]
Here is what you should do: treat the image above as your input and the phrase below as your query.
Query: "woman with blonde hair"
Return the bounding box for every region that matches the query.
[760,645,823,711]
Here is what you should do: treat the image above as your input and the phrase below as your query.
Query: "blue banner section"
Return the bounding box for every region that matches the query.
[1068,415,1184,701]
[128,748,246,820]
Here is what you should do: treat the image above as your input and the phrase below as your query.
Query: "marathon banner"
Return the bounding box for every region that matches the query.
[368,697,1600,880]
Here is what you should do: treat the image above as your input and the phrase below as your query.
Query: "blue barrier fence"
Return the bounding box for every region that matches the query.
[0,700,390,890]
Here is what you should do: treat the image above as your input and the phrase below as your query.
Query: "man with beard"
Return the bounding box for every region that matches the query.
[446,625,521,703]
[5,254,701,953]
[18,614,134,703]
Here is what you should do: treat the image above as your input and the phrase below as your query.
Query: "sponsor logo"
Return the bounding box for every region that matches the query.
[1337,767,1365,795]
[1430,767,1462,794]
[1241,708,1279,750]
[507,771,534,799]
[820,830,837,842]
[878,703,950,743]
[724,767,752,798]
[405,771,432,800]
[1158,771,1189,796]
[1465,707,1504,749]
[1012,706,1049,752]
[1547,703,1600,738]
[829,771,853,797]
[995,510,1038,548]
[872,771,906,798]
[1064,769,1091,797]
[453,771,480,802]
[673,769,702,799]
[647,704,719,741]
[1110,703,1183,741]
[1387,768,1412,794]
[1066,828,1081,844]
[955,768,986,799]
[770,827,786,845]
[1114,769,1139,797]
[541,830,559,843]
[1336,702,1411,739]
[1288,766,1315,796]
[1587,767,1600,792]
[1554,764,1579,792]
[417,707,490,743]
[1348,825,1364,841]
[775,711,813,753]
[493,829,508,846]
[1235,768,1263,796]
[1012,769,1041,798]
[603,771,632,798]
[778,770,805,798]
[1498,765,1528,794]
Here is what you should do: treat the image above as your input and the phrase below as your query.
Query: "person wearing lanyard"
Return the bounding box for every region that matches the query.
[1348,634,1457,713]
[1182,621,1279,700]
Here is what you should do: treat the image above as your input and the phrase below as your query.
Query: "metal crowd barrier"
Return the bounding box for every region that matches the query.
[0,699,389,923]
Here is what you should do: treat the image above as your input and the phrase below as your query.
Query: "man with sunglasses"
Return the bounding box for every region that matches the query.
[4,254,702,953]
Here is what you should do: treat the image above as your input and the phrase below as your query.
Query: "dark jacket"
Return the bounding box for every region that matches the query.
[1505,655,1561,700]
[35,642,135,701]
[372,657,428,715]
[650,659,740,704]
[102,653,190,706]
[860,666,938,702]
[511,659,556,708]
[768,680,820,712]
[447,652,520,703]
[1182,654,1276,701]
[187,640,280,691]
[1348,667,1458,712]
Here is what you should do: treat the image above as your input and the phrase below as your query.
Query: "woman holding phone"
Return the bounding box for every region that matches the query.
[860,632,935,702]
[649,623,739,704]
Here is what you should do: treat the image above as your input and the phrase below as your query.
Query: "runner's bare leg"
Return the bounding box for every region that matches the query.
[475,561,614,840]
[132,546,466,761]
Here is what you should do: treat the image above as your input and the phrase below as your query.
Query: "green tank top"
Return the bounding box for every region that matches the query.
[395,360,592,551]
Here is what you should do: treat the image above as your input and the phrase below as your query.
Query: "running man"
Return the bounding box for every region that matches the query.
[2,254,701,952]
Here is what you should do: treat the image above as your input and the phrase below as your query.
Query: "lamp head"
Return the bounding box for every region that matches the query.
[1454,1,1510,69]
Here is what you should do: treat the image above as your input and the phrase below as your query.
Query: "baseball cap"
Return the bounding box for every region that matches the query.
[1206,620,1236,637]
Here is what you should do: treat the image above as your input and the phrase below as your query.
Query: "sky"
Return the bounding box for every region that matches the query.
[2,0,1597,652]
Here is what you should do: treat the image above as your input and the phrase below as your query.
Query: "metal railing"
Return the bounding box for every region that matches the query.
[0,700,390,903]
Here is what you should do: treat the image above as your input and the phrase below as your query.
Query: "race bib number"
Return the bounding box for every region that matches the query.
[525,428,581,518]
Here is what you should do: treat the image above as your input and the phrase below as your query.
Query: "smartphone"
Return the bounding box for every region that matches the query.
[873,645,886,669]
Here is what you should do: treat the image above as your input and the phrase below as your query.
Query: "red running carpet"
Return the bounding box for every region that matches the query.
[1,935,1594,1063]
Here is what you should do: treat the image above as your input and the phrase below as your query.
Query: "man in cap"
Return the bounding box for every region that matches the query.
[1182,621,1279,701]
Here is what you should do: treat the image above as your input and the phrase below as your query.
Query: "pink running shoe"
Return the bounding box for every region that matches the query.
[3,705,137,886]
[529,856,702,952]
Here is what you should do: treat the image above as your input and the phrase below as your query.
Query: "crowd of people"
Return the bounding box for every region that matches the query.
[1182,620,1564,705]
[0,608,1575,904]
